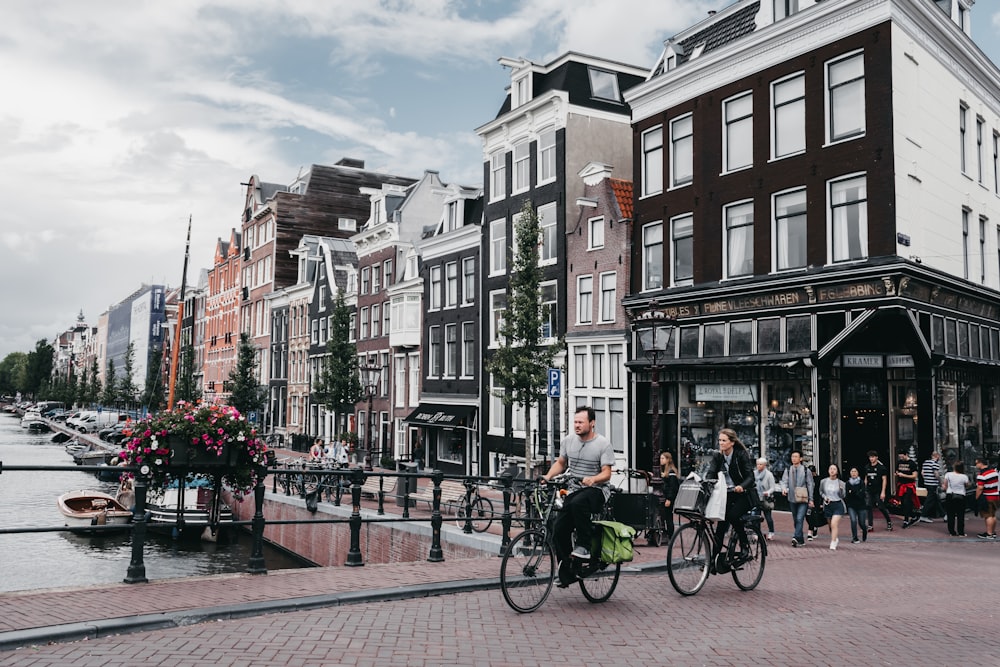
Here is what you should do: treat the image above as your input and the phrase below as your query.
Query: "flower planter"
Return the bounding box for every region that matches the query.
[167,435,238,469]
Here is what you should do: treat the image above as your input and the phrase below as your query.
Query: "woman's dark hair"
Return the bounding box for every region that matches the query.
[718,428,746,451]
[953,461,964,474]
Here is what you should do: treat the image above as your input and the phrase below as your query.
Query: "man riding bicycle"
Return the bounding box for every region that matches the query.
[706,428,757,570]
[540,406,615,587]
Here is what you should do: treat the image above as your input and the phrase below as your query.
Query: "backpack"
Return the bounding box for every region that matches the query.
[592,520,637,564]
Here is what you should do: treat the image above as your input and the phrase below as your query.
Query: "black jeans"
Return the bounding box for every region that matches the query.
[867,490,892,526]
[553,486,605,561]
[945,495,966,535]
[714,492,752,553]
[920,486,942,518]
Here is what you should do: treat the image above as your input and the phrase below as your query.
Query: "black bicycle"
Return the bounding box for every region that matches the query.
[454,482,494,533]
[500,476,621,613]
[666,504,767,596]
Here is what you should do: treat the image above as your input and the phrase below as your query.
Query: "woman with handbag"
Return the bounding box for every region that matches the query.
[820,464,847,550]
[754,457,777,540]
[781,451,814,547]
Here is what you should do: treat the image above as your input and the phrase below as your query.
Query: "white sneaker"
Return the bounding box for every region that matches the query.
[829,539,838,551]
[571,546,591,559]
[918,517,933,523]
[766,532,774,541]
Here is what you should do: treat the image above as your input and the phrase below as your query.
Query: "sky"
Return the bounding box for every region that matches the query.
[1,0,999,361]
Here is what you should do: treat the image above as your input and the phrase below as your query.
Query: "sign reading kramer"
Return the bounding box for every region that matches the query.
[695,384,758,403]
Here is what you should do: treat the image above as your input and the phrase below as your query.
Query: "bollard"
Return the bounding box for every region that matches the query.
[246,468,267,574]
[124,471,149,583]
[345,467,364,567]
[461,477,474,535]
[376,474,385,515]
[499,473,513,556]
[427,469,444,562]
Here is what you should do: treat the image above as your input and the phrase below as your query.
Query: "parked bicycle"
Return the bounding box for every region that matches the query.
[665,477,767,596]
[454,481,494,533]
[500,475,623,613]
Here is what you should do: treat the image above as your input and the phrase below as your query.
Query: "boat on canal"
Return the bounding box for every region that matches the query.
[147,481,233,542]
[57,490,133,532]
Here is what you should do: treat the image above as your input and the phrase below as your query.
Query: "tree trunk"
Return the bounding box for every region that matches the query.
[524,405,533,478]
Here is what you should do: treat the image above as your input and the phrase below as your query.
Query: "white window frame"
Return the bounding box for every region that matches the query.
[429,265,442,311]
[826,50,866,144]
[428,325,441,378]
[444,323,457,378]
[588,216,605,250]
[371,262,381,293]
[599,272,616,323]
[538,128,556,184]
[670,114,693,188]
[462,257,475,305]
[588,67,620,101]
[512,141,530,193]
[641,125,663,196]
[771,71,805,159]
[725,201,755,279]
[722,91,753,173]
[773,187,808,272]
[489,218,506,275]
[642,221,664,291]
[490,289,507,347]
[394,355,406,408]
[444,261,458,308]
[538,202,557,265]
[462,321,475,378]
[960,103,969,175]
[828,172,869,263]
[577,275,593,325]
[540,281,557,342]
[671,214,693,286]
[490,151,506,201]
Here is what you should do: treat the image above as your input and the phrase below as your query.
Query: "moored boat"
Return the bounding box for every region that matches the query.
[147,483,233,541]
[57,490,132,531]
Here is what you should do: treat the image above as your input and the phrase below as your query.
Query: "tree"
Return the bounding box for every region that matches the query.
[119,342,140,407]
[23,339,55,398]
[314,289,362,435]
[87,357,101,406]
[141,348,165,412]
[176,344,202,404]
[101,358,118,406]
[228,332,267,418]
[485,200,563,473]
[0,352,28,396]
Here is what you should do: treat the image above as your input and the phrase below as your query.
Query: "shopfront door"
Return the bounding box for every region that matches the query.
[840,373,889,473]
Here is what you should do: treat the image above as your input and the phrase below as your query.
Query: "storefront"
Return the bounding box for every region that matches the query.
[626,262,1000,495]
[403,403,478,475]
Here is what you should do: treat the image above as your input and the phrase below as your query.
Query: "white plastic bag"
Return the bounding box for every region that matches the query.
[704,473,728,521]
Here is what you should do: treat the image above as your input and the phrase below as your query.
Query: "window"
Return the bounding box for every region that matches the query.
[444,324,457,377]
[960,104,968,174]
[829,175,868,262]
[490,219,506,274]
[371,304,380,338]
[383,260,393,288]
[976,116,985,183]
[383,301,390,338]
[445,201,460,232]
[462,322,475,377]
[462,257,475,305]
[513,76,529,107]
[540,282,557,340]
[428,325,441,377]
[641,126,663,196]
[360,267,370,295]
[980,216,987,284]
[730,321,752,355]
[774,188,807,271]
[726,202,754,278]
[359,306,368,339]
[671,214,693,285]
[577,275,593,324]
[827,51,865,142]
[723,92,753,172]
[574,350,587,388]
[608,345,623,389]
[758,318,781,353]
[588,67,620,101]
[592,345,605,388]
[349,312,356,342]
[429,265,442,310]
[445,261,457,307]
[962,208,971,280]
[704,324,725,356]
[513,141,530,192]
[338,217,357,231]
[670,114,693,187]
[772,73,805,158]
[599,272,616,323]
[588,217,604,249]
[774,0,800,20]
[490,290,507,345]
[993,131,999,195]
[371,262,381,292]
[490,151,506,201]
[643,221,664,291]
[538,202,557,264]
[408,352,419,407]
[787,315,811,351]
[538,129,556,183]
[394,356,406,407]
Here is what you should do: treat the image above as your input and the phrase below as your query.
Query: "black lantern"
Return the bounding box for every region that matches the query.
[631,310,675,490]
[359,360,382,471]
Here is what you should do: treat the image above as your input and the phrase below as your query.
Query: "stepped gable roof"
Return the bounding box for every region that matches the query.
[610,178,632,220]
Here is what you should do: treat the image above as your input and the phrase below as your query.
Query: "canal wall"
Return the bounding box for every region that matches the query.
[229,490,500,567]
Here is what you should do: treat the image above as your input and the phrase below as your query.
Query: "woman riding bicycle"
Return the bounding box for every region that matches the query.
[706,428,757,569]
[539,406,615,587]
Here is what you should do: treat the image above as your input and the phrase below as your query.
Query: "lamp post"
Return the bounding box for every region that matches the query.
[631,310,675,492]
[359,361,381,471]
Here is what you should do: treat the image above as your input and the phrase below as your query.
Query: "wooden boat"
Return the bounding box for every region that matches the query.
[147,485,233,541]
[57,490,132,531]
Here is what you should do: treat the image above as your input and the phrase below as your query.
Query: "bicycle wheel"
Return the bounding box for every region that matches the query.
[666,522,711,596]
[456,496,493,532]
[729,524,766,591]
[578,562,621,603]
[500,530,555,613]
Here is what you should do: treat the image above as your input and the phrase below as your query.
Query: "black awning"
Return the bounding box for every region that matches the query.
[403,403,475,427]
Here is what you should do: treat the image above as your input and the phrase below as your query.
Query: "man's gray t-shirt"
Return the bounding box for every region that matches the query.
[561,433,615,500]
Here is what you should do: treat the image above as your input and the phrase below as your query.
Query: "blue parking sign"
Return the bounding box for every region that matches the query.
[547,369,561,398]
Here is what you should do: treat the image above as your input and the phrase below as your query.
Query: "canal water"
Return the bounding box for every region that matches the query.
[0,412,305,593]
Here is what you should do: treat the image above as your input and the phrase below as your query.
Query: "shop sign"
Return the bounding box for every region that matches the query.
[842,354,884,368]
[886,354,914,368]
[695,384,757,402]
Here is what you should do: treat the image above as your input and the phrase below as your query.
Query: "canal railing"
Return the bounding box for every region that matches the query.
[0,460,531,583]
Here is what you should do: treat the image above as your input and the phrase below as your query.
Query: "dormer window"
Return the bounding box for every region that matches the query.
[445,201,461,232]
[774,0,800,21]
[338,217,357,231]
[513,75,530,108]
[372,199,383,225]
[588,68,620,102]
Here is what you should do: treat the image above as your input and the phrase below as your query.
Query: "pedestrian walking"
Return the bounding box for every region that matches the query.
[918,450,943,522]
[820,464,846,550]
[844,466,869,543]
[864,451,893,531]
[974,457,998,540]
[896,449,920,528]
[660,452,680,540]
[942,461,970,537]
[806,465,827,540]
[781,450,813,547]
[754,457,777,541]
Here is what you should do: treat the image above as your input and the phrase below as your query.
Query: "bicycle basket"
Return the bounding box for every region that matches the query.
[674,478,711,518]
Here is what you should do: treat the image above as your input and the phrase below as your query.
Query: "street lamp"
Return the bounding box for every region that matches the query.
[359,360,381,471]
[631,309,676,492]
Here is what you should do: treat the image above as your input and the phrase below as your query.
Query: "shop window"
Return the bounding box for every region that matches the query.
[704,324,725,356]
[970,324,981,358]
[958,322,969,357]
[992,329,1000,360]
[679,325,700,358]
[730,321,752,355]
[758,318,781,354]
[932,316,945,354]
[787,315,811,352]
[945,319,957,354]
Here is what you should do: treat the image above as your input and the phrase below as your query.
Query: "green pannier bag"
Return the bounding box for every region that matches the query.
[592,520,637,564]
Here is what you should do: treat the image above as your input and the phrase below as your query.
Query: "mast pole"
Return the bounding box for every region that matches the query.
[167,215,192,410]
